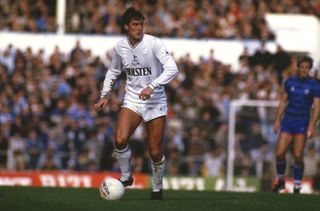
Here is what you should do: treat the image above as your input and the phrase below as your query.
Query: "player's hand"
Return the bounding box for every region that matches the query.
[139,86,154,101]
[307,124,314,138]
[273,120,281,133]
[94,98,109,111]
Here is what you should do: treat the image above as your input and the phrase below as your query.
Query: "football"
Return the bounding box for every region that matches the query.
[99,178,125,200]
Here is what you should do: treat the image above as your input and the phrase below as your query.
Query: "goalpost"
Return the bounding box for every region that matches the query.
[226,99,278,191]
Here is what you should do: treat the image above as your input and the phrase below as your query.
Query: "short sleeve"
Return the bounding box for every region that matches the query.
[313,82,320,98]
[283,77,290,94]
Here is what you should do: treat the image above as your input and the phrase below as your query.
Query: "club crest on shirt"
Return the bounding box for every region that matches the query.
[131,55,140,66]
[290,86,295,92]
[304,89,310,94]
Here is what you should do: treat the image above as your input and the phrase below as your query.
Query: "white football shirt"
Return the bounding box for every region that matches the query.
[101,34,178,106]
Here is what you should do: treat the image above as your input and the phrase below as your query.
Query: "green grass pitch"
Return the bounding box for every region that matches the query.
[0,187,319,211]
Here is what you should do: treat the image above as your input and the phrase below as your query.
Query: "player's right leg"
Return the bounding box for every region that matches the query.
[273,132,292,193]
[114,107,142,187]
[292,134,307,194]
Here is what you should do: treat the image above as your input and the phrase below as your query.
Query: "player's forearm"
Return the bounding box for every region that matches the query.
[275,101,286,122]
[275,87,288,122]
[100,51,122,99]
[150,60,178,88]
[152,38,179,88]
[100,71,120,98]
[309,101,320,127]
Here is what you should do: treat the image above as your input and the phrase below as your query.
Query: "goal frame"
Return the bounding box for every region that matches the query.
[226,99,278,191]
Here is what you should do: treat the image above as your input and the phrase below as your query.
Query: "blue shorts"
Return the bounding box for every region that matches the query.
[280,116,309,135]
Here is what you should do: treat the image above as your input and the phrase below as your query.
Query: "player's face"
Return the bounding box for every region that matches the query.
[125,19,144,42]
[298,61,311,78]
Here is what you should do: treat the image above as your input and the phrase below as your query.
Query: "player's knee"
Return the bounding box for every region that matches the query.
[114,133,128,149]
[294,154,303,164]
[276,153,285,161]
[149,148,162,162]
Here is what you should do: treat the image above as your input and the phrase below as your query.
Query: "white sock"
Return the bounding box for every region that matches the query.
[294,181,301,188]
[151,156,165,192]
[113,146,132,181]
[278,174,285,182]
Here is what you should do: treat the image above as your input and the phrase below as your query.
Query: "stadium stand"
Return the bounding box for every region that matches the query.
[1,0,319,38]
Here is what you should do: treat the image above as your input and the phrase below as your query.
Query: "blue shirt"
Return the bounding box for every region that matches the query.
[284,76,320,118]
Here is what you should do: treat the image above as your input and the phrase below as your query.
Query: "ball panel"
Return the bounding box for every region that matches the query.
[99,185,109,200]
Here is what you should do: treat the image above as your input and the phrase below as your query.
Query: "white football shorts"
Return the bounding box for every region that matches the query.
[121,100,167,122]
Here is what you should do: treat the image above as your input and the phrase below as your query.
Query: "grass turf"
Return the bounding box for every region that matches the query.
[0,187,319,211]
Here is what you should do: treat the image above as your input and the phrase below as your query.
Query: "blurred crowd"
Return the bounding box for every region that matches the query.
[0,0,56,32]
[1,0,320,39]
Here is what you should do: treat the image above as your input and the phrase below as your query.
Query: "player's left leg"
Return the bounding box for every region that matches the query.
[145,115,166,200]
[292,134,307,194]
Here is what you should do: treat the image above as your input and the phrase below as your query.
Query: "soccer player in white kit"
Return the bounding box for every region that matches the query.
[95,7,178,200]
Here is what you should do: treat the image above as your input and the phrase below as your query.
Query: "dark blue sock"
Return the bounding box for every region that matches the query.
[293,164,303,185]
[276,160,286,180]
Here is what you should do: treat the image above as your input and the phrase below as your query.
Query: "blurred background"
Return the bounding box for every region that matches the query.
[0,0,320,193]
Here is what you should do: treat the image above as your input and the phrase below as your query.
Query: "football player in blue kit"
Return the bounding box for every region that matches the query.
[273,56,320,193]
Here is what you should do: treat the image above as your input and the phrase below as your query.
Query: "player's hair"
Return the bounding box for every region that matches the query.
[121,7,145,33]
[297,55,313,69]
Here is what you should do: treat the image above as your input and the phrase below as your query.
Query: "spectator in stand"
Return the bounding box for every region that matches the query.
[272,45,291,83]
[26,130,44,169]
[0,132,9,169]
[202,143,225,177]
[304,144,319,178]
